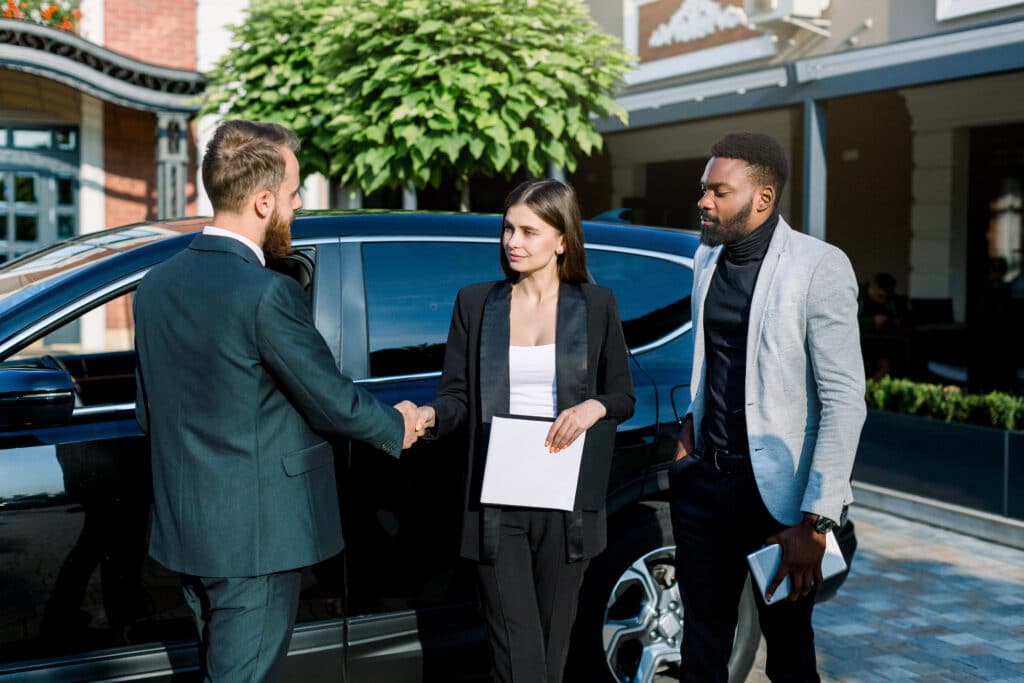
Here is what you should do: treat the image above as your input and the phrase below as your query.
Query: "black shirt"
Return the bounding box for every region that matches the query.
[701,212,779,455]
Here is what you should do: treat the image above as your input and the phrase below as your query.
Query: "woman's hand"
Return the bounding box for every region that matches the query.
[545,399,607,452]
[417,405,436,430]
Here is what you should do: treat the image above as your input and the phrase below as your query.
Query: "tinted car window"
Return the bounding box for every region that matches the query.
[586,248,693,349]
[363,241,503,377]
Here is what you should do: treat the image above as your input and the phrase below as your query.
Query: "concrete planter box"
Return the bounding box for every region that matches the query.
[853,409,1024,520]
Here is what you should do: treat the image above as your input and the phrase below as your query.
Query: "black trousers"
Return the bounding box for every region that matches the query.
[181,570,303,683]
[669,452,820,683]
[475,508,589,683]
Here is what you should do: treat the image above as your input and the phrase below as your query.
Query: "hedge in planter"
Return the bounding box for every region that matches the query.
[865,376,1024,432]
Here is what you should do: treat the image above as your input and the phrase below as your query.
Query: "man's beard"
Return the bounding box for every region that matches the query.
[699,199,753,247]
[263,207,293,261]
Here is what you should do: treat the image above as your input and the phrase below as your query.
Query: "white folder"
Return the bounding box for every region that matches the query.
[480,415,586,511]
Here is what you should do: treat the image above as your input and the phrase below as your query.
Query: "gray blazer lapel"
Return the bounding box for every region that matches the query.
[555,283,588,413]
[692,245,722,362]
[746,218,792,376]
[479,281,512,422]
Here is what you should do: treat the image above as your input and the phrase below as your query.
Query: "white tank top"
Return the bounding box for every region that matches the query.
[508,344,558,418]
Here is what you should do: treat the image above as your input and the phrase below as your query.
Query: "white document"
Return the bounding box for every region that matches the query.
[747,530,847,605]
[480,415,586,511]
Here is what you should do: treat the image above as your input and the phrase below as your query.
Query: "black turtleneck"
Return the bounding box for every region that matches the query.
[702,212,779,455]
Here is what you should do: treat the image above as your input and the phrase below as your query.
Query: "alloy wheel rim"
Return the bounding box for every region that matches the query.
[602,545,682,683]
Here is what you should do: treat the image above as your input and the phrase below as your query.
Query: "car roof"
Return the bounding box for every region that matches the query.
[0,211,699,349]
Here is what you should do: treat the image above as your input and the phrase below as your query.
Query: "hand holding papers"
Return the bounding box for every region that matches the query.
[481,415,586,511]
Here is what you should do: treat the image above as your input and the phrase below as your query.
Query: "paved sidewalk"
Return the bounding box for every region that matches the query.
[746,506,1024,682]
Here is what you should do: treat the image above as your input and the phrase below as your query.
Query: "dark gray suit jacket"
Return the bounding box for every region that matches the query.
[134,234,403,578]
[429,280,635,563]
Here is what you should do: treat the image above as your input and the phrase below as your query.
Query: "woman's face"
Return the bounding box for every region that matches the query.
[502,203,565,278]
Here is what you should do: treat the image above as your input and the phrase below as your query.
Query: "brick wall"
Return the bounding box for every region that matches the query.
[103,103,157,227]
[103,0,197,70]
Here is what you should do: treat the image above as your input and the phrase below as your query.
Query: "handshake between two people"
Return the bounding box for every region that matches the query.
[393,401,436,450]
[391,399,608,452]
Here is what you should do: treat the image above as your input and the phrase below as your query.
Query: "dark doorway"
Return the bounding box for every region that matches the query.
[638,158,706,230]
[966,123,1024,394]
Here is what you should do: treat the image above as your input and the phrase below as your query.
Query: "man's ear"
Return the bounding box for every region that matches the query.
[253,189,274,220]
[757,185,776,214]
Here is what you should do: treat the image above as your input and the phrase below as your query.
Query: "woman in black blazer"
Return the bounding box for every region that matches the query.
[417,179,635,683]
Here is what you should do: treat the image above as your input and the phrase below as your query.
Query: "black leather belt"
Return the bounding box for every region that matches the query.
[701,445,752,476]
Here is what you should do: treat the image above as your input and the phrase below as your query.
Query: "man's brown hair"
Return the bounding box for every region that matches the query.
[202,120,300,213]
[500,178,589,284]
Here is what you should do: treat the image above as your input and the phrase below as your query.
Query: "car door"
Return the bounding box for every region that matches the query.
[338,237,503,682]
[0,273,201,681]
[0,240,351,683]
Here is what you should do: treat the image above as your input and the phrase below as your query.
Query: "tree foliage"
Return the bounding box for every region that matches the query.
[202,0,633,196]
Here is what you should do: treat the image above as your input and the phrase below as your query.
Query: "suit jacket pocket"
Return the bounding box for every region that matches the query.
[282,441,333,476]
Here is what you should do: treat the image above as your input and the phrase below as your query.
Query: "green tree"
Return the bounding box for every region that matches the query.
[202,0,633,208]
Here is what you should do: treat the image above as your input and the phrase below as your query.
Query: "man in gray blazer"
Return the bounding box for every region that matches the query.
[671,132,866,682]
[134,120,422,682]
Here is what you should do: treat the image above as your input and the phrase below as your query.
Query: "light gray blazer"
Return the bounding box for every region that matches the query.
[688,217,867,526]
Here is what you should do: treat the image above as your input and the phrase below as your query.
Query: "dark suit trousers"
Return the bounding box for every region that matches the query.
[182,570,302,683]
[475,508,588,683]
[669,453,820,683]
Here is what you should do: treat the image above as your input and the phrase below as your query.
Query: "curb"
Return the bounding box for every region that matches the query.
[852,480,1024,550]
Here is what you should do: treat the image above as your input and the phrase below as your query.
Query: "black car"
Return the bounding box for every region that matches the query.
[0,212,855,683]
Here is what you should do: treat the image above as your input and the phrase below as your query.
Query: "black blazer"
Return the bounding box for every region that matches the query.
[429,280,635,563]
[134,235,404,577]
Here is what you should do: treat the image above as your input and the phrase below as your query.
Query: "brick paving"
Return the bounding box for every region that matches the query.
[745,506,1024,682]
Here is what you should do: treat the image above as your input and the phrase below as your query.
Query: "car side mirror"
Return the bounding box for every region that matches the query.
[0,366,76,430]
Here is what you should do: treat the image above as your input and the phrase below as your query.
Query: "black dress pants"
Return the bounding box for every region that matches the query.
[475,508,589,683]
[669,452,820,683]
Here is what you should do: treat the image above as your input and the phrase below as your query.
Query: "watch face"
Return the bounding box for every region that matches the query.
[814,517,837,534]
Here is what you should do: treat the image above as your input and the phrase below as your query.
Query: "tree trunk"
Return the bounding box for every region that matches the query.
[459,182,471,212]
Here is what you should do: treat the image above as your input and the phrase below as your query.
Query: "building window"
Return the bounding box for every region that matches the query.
[936,0,1024,20]
[1,125,80,263]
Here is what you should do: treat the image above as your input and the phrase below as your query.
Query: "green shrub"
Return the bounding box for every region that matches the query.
[865,377,1024,431]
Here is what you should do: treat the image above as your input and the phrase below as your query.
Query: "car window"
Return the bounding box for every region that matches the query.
[585,248,693,349]
[4,290,137,407]
[362,240,503,377]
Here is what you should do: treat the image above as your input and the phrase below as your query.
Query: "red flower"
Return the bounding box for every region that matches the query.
[72,7,80,20]
[41,5,55,20]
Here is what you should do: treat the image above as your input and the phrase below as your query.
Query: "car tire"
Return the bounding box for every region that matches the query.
[567,501,761,683]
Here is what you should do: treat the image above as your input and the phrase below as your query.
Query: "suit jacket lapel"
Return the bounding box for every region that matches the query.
[555,283,588,413]
[746,218,792,372]
[479,281,512,422]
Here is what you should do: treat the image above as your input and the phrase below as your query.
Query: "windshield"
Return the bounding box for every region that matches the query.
[0,221,205,313]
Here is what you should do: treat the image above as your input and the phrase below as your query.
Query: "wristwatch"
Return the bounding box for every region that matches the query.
[804,513,837,534]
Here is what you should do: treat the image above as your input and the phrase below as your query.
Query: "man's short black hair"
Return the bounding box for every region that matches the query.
[710,132,789,201]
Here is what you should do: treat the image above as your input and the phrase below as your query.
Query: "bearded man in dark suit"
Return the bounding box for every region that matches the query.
[134,120,422,682]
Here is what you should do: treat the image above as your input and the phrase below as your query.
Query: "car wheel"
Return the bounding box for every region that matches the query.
[568,501,761,683]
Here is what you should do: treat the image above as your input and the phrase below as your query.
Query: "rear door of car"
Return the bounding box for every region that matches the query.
[0,238,350,683]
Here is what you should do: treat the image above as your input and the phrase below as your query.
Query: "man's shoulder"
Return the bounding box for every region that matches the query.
[782,223,850,266]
